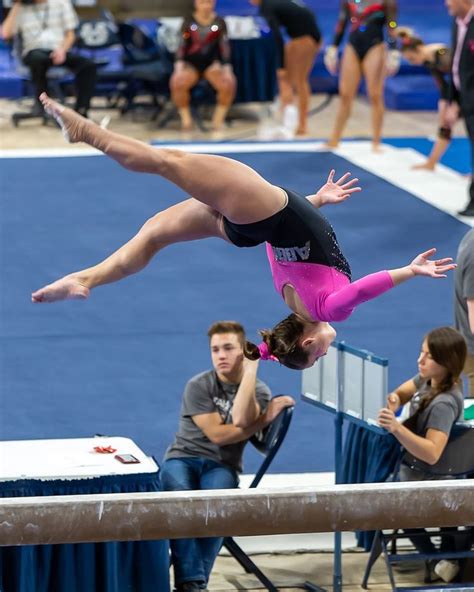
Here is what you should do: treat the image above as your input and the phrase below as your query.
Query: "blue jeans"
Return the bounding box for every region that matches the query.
[160,457,239,586]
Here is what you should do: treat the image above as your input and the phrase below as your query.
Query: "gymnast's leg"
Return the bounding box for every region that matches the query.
[32,199,228,302]
[39,94,285,224]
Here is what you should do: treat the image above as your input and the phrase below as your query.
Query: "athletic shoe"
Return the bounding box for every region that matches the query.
[434,559,460,583]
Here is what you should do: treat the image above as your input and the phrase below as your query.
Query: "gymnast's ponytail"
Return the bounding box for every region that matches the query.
[244,313,310,369]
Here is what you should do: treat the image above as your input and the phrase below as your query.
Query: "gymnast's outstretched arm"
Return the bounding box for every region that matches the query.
[322,248,456,321]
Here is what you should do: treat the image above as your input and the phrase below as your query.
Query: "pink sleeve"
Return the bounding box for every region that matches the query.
[322,271,395,321]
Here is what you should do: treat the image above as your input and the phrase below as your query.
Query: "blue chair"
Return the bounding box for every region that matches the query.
[115,22,173,117]
[222,395,294,592]
[362,423,474,591]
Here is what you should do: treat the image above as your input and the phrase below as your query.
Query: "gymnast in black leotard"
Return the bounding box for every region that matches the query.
[170,0,236,131]
[249,0,322,135]
[323,0,399,152]
[396,27,453,171]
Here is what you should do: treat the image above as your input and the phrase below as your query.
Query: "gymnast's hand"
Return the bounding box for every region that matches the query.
[31,274,90,303]
[310,169,361,207]
[409,248,456,279]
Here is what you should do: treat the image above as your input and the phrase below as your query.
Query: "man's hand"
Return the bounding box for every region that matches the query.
[242,356,259,374]
[263,396,295,426]
[378,408,400,433]
[409,248,456,278]
[310,169,361,207]
[50,48,67,66]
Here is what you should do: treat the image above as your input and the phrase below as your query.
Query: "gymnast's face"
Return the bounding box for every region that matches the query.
[194,0,216,14]
[300,322,337,369]
[417,339,448,383]
[210,332,244,380]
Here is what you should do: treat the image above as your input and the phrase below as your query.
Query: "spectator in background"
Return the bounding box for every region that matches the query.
[378,326,467,584]
[1,0,96,118]
[455,228,474,396]
[160,320,294,592]
[170,0,236,131]
[249,0,322,136]
[444,0,474,216]
[324,0,400,152]
[396,28,454,171]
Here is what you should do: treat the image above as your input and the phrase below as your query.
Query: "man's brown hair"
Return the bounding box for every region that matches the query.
[207,321,246,346]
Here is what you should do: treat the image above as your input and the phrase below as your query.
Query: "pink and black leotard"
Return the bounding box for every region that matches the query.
[223,188,394,322]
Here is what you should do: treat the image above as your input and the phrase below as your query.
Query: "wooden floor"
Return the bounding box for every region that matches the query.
[210,550,431,591]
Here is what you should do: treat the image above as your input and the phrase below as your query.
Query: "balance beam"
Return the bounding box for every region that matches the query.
[1,481,473,546]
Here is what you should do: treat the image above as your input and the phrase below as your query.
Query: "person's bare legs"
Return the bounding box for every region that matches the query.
[285,36,319,136]
[325,45,361,148]
[203,63,236,130]
[39,93,285,224]
[361,43,385,152]
[170,65,200,130]
[32,199,228,302]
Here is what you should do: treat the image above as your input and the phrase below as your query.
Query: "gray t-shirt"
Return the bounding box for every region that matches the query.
[165,370,271,473]
[400,374,463,480]
[455,228,474,354]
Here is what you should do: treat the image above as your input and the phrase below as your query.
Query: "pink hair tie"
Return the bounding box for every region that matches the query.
[257,342,278,362]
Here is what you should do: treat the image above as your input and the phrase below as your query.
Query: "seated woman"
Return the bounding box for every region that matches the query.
[378,326,467,584]
[170,0,236,131]
[396,28,454,171]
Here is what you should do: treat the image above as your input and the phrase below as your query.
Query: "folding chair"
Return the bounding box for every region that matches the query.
[222,395,294,592]
[362,422,474,591]
[115,22,173,117]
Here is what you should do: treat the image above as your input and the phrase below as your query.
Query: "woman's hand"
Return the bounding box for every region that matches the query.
[409,248,456,278]
[385,49,401,77]
[324,46,339,75]
[442,102,459,128]
[312,169,361,206]
[387,393,400,412]
[378,408,400,433]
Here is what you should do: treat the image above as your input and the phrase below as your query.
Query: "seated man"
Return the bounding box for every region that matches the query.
[1,0,97,118]
[170,0,236,131]
[160,320,294,592]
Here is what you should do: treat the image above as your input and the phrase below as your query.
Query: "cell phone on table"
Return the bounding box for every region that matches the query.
[114,454,140,464]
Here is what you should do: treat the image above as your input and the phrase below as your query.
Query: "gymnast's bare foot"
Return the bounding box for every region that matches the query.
[319,141,338,151]
[32,275,90,303]
[39,93,92,143]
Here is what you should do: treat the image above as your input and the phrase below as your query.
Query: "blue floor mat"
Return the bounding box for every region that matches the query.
[0,148,468,472]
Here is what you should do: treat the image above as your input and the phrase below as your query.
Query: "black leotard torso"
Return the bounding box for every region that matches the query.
[259,0,321,68]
